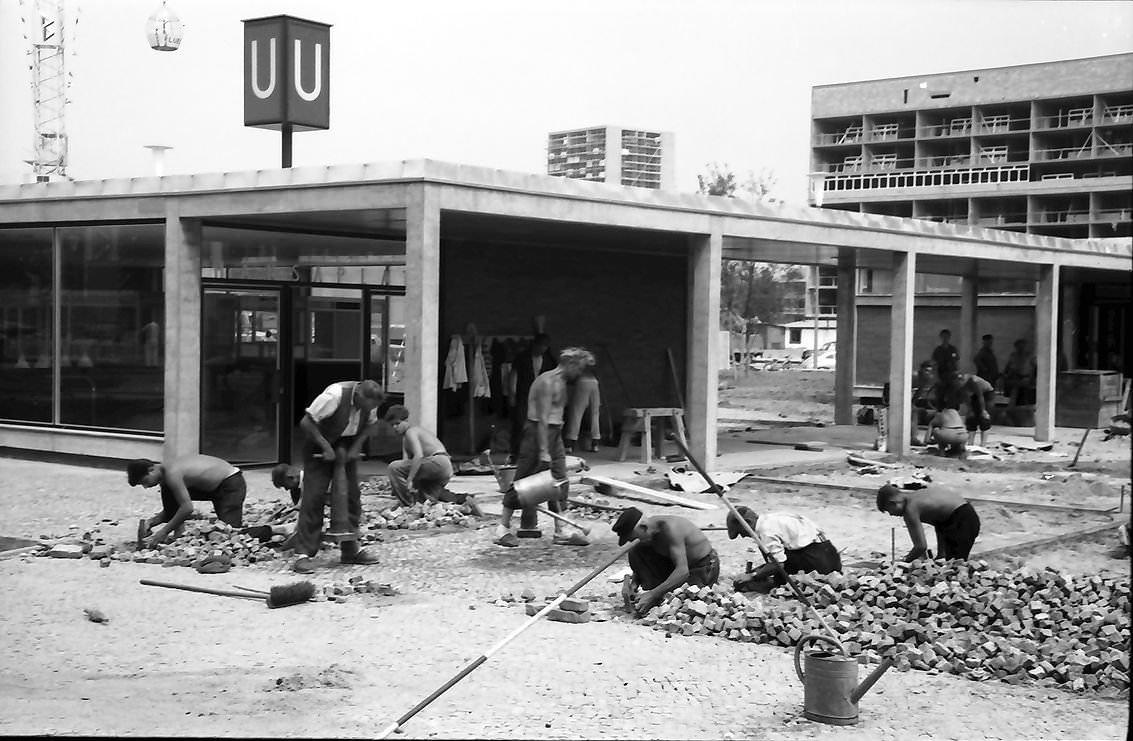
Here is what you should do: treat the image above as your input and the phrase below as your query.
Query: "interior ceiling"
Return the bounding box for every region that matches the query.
[439,211,689,254]
[207,209,407,238]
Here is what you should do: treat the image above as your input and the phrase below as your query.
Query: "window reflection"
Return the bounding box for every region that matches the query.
[0,228,53,423]
[58,225,164,431]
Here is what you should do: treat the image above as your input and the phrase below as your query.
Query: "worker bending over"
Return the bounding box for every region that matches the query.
[926,407,968,459]
[877,483,981,561]
[612,506,719,615]
[127,454,246,550]
[726,506,841,593]
[385,405,456,506]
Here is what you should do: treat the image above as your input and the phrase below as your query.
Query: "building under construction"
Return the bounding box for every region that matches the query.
[547,125,675,190]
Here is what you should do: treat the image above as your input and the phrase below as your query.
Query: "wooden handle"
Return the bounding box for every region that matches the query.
[536,505,590,535]
[140,579,262,600]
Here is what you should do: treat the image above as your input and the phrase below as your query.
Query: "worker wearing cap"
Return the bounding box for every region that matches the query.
[611,506,719,616]
[726,506,841,593]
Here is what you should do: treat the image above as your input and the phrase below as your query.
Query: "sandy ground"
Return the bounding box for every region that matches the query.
[0,369,1129,739]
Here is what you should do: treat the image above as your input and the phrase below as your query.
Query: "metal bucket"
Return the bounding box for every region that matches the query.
[494,465,517,493]
[512,469,569,508]
[800,651,861,725]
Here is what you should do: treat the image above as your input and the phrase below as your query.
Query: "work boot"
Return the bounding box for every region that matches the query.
[292,556,317,574]
[340,540,380,565]
[552,532,590,547]
[494,532,519,548]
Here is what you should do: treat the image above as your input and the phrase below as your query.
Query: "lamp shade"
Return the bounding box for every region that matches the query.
[146,2,183,51]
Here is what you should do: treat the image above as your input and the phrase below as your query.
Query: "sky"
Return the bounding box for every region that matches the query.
[1,0,1132,203]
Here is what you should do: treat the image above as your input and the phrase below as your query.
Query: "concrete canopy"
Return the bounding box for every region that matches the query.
[1,159,1129,464]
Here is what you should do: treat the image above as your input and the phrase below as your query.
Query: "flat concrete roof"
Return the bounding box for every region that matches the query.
[1,159,1129,277]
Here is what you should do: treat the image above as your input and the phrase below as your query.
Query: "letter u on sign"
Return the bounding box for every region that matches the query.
[293,40,322,102]
[250,38,276,99]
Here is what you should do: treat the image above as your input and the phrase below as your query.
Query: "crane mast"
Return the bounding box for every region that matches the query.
[26,0,69,182]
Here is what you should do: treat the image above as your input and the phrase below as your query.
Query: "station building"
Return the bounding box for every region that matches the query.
[0,159,1128,466]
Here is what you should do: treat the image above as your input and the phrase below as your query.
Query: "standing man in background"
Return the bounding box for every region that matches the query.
[932,329,960,379]
[973,334,1000,389]
[509,333,556,462]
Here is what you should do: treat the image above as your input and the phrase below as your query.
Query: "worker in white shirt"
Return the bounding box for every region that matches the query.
[725,505,841,593]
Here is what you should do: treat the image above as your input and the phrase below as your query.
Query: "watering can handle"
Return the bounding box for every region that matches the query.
[793,633,847,683]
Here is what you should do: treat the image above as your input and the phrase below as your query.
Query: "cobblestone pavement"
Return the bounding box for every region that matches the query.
[0,457,1128,739]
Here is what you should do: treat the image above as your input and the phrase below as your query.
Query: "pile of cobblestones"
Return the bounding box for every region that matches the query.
[642,559,1130,697]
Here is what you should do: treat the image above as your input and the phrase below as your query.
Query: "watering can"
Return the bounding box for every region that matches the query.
[794,634,895,726]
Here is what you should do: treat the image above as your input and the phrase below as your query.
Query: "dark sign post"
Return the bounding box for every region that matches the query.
[243,15,331,167]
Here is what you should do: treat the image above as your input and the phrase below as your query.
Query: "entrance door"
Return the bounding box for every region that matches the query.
[201,287,282,465]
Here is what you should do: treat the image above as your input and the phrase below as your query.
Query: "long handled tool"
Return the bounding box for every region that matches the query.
[665,434,846,654]
[536,505,591,536]
[375,541,635,739]
[140,578,315,609]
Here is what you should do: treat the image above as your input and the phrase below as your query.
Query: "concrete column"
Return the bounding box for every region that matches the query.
[163,212,202,460]
[1035,264,1060,441]
[834,248,857,425]
[887,251,916,457]
[687,226,721,465]
[405,184,441,434]
[959,268,978,374]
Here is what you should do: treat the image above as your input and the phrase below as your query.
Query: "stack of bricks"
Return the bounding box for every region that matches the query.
[525,597,591,623]
[641,560,1130,698]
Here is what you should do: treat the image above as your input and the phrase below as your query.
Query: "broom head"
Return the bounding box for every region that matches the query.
[267,581,316,608]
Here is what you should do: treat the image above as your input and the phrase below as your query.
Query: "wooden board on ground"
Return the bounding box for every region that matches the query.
[581,475,718,510]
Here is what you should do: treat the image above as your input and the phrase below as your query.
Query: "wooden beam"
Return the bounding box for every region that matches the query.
[582,475,718,510]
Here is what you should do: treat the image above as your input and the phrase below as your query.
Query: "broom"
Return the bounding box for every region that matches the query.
[140,578,315,609]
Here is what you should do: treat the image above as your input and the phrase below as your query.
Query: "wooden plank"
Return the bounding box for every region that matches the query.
[581,474,717,510]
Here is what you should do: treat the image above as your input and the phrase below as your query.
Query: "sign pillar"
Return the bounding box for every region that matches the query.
[243,15,330,168]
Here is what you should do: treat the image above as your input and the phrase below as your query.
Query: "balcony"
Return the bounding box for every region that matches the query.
[1100,104,1133,125]
[818,164,1030,194]
[1035,108,1094,129]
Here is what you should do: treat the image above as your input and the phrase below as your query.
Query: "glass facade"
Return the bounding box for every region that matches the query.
[0,228,54,423]
[0,224,165,432]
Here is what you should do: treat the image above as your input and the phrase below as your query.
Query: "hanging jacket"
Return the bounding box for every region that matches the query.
[470,343,490,399]
[443,335,468,391]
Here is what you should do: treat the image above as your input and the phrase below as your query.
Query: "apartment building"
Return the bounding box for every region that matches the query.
[547,125,676,190]
[809,53,1133,239]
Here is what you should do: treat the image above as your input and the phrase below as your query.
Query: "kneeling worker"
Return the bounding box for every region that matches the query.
[612,506,719,615]
[384,404,457,507]
[726,506,841,592]
[877,483,981,561]
[127,454,246,550]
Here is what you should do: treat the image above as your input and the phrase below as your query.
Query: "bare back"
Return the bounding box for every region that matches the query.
[908,487,968,526]
[404,425,447,458]
[644,515,714,563]
[166,454,239,491]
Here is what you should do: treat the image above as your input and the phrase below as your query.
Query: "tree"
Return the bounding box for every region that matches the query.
[698,163,802,363]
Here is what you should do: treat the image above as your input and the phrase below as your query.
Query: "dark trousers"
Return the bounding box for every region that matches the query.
[750,540,841,588]
[161,472,246,528]
[288,439,362,557]
[934,502,980,560]
[513,421,566,530]
[629,545,719,595]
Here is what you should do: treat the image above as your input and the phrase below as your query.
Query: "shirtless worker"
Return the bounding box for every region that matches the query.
[495,347,594,548]
[877,483,981,561]
[612,507,719,615]
[725,506,841,593]
[127,454,246,550]
[384,404,455,506]
[925,406,968,459]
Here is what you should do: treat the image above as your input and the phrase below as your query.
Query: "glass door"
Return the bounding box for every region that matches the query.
[201,287,282,465]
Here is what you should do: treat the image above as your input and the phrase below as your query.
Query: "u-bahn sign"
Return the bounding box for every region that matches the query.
[243,15,330,131]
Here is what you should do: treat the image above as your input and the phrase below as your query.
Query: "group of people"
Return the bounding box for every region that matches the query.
[892,329,1039,458]
[611,482,980,614]
[126,340,604,571]
[124,340,983,604]
[128,377,468,573]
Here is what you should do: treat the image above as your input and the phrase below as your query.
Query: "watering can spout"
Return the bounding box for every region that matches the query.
[849,657,895,705]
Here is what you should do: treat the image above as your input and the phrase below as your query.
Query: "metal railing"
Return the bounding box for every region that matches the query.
[818,163,1030,193]
[1101,104,1133,124]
